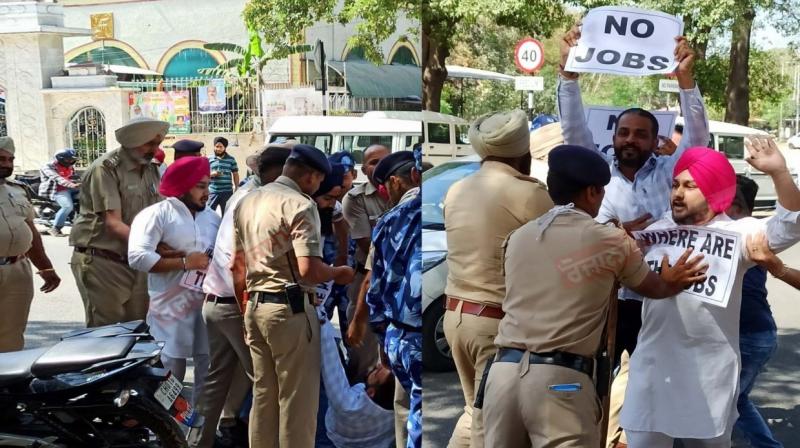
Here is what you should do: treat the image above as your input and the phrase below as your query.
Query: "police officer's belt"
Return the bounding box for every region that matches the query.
[205,294,238,304]
[251,291,289,304]
[74,247,127,264]
[0,255,25,266]
[446,297,504,319]
[494,348,594,377]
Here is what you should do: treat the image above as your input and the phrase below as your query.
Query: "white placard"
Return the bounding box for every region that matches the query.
[632,226,741,308]
[316,280,334,306]
[659,79,680,92]
[565,6,683,76]
[180,269,207,293]
[584,106,677,156]
[514,76,544,91]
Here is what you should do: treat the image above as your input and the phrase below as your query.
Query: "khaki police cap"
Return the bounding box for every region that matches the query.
[115,117,169,148]
[0,136,14,155]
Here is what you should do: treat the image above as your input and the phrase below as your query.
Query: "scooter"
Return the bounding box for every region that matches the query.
[14,170,81,228]
[0,321,199,447]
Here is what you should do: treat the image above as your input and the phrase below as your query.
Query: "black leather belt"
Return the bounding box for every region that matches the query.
[251,291,288,304]
[495,348,594,377]
[74,246,127,264]
[205,294,238,304]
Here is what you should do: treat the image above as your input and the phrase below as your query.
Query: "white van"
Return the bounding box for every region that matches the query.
[364,111,474,165]
[675,117,797,208]
[266,116,423,173]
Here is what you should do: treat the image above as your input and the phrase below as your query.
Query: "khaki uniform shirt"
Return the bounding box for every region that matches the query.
[0,182,34,257]
[69,147,161,256]
[342,182,389,264]
[234,176,322,293]
[444,161,553,306]
[495,209,650,358]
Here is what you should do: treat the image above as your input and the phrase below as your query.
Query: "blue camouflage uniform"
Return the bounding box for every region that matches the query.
[367,148,422,448]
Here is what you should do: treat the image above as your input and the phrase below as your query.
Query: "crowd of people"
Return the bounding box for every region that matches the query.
[0,116,421,448]
[2,17,800,448]
[441,24,798,448]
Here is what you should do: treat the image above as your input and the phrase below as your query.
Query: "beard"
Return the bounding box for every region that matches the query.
[672,198,712,225]
[614,144,651,169]
[319,207,334,237]
[0,167,12,179]
[181,193,208,212]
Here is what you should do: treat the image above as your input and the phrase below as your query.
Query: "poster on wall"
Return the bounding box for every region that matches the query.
[198,80,227,114]
[130,91,192,134]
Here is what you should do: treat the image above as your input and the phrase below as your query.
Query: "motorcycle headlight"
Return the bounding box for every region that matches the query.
[422,251,447,273]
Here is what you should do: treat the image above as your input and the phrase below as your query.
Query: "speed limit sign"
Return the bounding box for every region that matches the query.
[514,38,545,74]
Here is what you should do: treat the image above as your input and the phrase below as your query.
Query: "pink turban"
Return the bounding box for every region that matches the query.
[159,156,210,197]
[673,147,736,213]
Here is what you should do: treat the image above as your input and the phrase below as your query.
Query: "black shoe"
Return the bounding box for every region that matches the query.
[218,421,248,448]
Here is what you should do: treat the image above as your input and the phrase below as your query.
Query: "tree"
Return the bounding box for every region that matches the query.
[422,0,570,111]
[243,0,419,78]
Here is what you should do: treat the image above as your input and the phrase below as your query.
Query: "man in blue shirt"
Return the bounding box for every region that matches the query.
[366,150,422,448]
[208,136,239,214]
[726,175,782,448]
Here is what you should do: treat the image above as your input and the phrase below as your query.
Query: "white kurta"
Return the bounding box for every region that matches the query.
[620,204,800,438]
[128,197,221,358]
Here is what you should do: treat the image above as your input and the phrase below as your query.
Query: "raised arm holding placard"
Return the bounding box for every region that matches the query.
[556,13,709,226]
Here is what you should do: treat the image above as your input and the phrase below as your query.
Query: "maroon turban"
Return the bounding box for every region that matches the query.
[159,156,210,197]
[673,147,736,213]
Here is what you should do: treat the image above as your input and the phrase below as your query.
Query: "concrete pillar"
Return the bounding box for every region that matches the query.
[0,1,89,170]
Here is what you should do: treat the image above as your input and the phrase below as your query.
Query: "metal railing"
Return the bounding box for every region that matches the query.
[328,93,421,113]
[119,77,260,134]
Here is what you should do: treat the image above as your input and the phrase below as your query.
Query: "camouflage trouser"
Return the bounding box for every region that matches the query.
[385,324,422,448]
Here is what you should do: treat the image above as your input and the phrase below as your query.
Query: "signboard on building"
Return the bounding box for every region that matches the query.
[198,80,227,114]
[130,91,191,134]
[90,13,114,41]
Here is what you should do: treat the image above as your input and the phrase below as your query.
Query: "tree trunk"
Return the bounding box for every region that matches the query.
[422,19,450,112]
[724,3,755,125]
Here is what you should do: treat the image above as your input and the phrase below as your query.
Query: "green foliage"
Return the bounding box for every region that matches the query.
[244,0,417,64]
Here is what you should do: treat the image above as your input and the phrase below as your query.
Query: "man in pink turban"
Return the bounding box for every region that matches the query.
[620,138,800,447]
[128,156,220,408]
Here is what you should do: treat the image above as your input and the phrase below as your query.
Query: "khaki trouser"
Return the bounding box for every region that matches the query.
[394,377,410,448]
[606,350,630,448]
[0,259,34,352]
[189,300,254,448]
[71,250,149,327]
[484,361,602,447]
[244,299,320,448]
[443,306,500,448]
[346,270,379,382]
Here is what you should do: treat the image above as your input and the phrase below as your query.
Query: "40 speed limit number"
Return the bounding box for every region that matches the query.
[514,38,545,74]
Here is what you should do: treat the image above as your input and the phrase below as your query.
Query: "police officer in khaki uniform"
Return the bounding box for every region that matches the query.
[231,144,354,448]
[443,110,554,448]
[343,144,390,381]
[69,117,169,327]
[0,137,60,352]
[482,145,707,447]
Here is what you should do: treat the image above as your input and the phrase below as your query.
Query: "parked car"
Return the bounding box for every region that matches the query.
[788,132,800,150]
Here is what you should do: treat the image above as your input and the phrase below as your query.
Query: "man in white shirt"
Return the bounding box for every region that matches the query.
[620,137,800,447]
[128,157,221,406]
[189,144,293,448]
[318,309,395,448]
